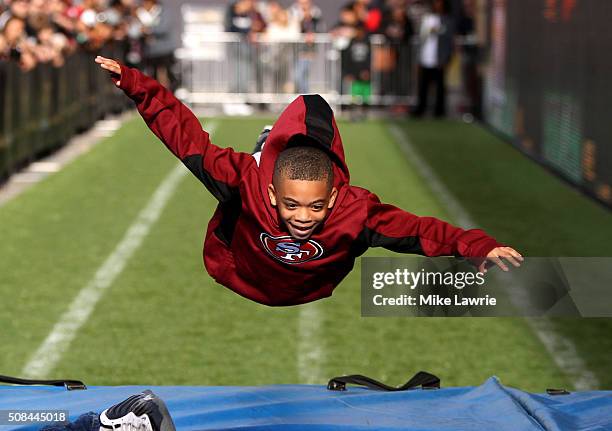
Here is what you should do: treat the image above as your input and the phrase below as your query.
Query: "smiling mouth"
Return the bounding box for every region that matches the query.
[289,223,315,236]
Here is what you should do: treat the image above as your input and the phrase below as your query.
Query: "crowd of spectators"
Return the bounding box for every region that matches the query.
[330,0,417,115]
[0,0,177,85]
[1,0,480,117]
[223,0,476,116]
[225,0,323,95]
[225,0,323,42]
[223,0,418,110]
[329,0,477,117]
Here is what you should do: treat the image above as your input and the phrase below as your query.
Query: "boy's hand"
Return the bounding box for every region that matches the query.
[479,247,523,273]
[95,55,121,86]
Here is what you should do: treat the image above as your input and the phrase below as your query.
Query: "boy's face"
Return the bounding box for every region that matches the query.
[268,176,338,241]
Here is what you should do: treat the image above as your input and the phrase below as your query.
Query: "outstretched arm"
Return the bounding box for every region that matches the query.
[94,56,254,202]
[364,193,522,273]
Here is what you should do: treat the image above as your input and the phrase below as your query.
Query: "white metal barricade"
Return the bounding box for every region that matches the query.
[176,32,341,106]
[175,5,419,108]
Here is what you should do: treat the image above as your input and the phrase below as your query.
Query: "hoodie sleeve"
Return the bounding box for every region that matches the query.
[364,193,501,258]
[116,64,254,202]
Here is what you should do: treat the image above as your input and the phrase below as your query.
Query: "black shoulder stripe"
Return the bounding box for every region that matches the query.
[303,95,334,149]
[361,227,424,255]
[213,194,242,246]
[182,154,236,203]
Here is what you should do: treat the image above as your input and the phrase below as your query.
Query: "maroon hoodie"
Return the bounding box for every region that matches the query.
[117,66,502,306]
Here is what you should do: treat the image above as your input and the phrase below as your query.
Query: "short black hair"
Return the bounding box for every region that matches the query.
[273,145,334,189]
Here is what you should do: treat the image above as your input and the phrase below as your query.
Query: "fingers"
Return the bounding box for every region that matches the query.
[487,247,524,272]
[479,247,524,274]
[100,61,121,74]
[504,247,524,261]
[489,255,508,272]
[478,261,487,274]
[499,247,523,268]
[94,55,121,75]
[94,55,117,66]
[95,55,121,86]
[94,56,114,67]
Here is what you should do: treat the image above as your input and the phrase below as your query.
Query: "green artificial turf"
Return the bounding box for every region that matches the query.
[2,114,597,392]
[395,118,612,389]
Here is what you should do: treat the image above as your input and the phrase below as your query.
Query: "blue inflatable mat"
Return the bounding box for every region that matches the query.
[0,377,611,431]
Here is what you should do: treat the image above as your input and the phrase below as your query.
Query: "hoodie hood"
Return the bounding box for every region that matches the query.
[258,95,350,222]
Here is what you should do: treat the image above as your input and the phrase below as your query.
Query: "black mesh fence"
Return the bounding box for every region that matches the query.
[483,0,612,208]
[0,46,129,182]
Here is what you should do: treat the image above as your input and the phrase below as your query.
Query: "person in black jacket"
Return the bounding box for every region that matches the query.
[342,23,371,120]
[412,0,455,118]
[380,5,414,101]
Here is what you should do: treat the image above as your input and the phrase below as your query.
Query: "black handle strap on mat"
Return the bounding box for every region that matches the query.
[546,388,570,395]
[327,371,440,392]
[0,374,87,391]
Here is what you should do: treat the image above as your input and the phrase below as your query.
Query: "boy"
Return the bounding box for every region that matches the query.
[95,56,522,306]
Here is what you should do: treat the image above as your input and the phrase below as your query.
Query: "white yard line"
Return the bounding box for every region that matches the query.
[388,123,599,391]
[21,122,217,379]
[0,113,132,207]
[297,303,325,384]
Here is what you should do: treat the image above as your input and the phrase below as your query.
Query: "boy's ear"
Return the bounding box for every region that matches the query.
[328,187,338,209]
[267,183,277,207]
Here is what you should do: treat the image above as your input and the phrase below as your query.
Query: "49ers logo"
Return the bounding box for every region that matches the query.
[260,233,324,264]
